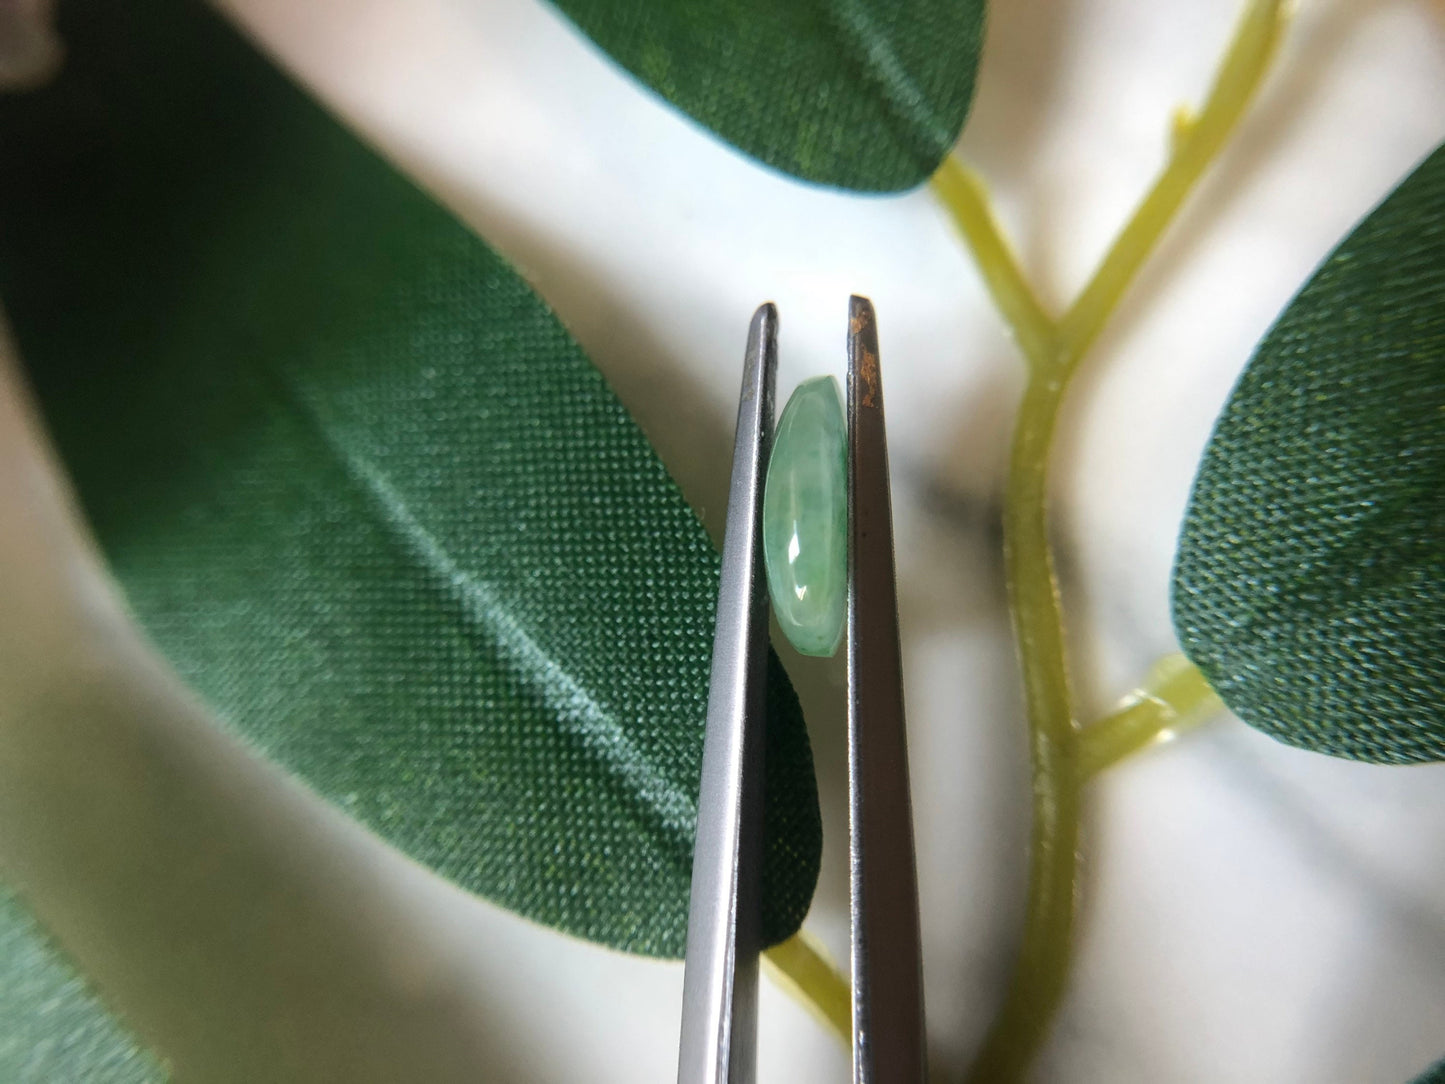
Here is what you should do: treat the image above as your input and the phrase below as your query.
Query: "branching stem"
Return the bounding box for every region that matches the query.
[931,160,1055,371]
[932,2,1288,1079]
[769,0,1286,1065]
[1078,654,1223,779]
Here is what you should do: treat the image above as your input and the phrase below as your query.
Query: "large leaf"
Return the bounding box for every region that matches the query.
[1172,143,1445,763]
[549,0,986,192]
[0,892,162,1082]
[0,0,822,1065]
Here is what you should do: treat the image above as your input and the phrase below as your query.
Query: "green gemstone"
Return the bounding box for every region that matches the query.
[764,375,847,657]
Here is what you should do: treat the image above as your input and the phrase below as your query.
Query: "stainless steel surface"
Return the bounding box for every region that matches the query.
[676,303,778,1084]
[846,295,927,1083]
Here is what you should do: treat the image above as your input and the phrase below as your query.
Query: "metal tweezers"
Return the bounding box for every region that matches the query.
[677,297,926,1083]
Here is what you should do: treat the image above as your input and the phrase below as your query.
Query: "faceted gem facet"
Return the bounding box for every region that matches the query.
[764,376,847,657]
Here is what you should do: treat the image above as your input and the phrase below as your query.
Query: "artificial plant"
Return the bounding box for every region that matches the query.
[0,0,1440,1080]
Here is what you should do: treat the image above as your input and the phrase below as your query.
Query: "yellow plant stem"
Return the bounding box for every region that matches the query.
[967,369,1083,1082]
[1078,654,1223,779]
[762,660,1221,1056]
[769,0,1286,1061]
[932,161,1054,371]
[1057,0,1289,365]
[931,1,1288,1079]
[762,930,851,1044]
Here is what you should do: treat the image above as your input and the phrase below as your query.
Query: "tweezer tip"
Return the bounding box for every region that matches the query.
[740,302,778,412]
[848,295,874,334]
[847,297,881,413]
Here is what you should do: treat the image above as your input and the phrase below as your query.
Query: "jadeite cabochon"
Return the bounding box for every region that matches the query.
[763,375,847,657]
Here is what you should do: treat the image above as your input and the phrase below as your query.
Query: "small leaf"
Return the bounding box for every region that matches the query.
[548,0,987,192]
[1172,143,1445,763]
[0,0,821,1072]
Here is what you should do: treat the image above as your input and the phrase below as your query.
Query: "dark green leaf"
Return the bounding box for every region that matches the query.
[549,0,986,192]
[1172,143,1445,763]
[1411,1055,1445,1084]
[0,892,163,1082]
[0,0,821,1070]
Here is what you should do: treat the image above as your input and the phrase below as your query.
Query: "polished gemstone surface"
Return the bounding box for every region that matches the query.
[764,375,847,657]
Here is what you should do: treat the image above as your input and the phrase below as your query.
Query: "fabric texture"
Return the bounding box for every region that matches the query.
[549,0,986,192]
[0,2,823,1072]
[1172,143,1445,763]
[0,892,163,1082]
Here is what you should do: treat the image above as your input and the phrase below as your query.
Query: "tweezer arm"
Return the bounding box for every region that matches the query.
[677,303,778,1084]
[847,295,927,1083]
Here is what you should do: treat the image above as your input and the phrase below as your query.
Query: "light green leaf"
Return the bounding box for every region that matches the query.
[0,0,821,1072]
[0,892,163,1082]
[549,0,987,192]
[1172,143,1445,763]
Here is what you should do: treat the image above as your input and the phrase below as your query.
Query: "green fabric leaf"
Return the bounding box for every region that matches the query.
[0,0,821,1072]
[1172,143,1445,763]
[548,0,986,192]
[1411,1056,1445,1084]
[0,892,164,1083]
